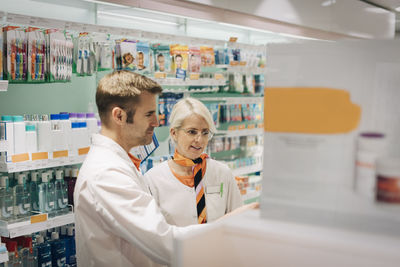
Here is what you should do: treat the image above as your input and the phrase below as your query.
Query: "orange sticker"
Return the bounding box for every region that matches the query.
[189,73,200,80]
[230,61,239,66]
[228,125,238,131]
[53,150,68,158]
[31,213,48,224]
[214,73,224,80]
[32,152,48,161]
[11,153,29,163]
[247,124,255,129]
[239,61,247,66]
[264,87,361,134]
[78,147,90,155]
[154,72,166,79]
[238,124,246,130]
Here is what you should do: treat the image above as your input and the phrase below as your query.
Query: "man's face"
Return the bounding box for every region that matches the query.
[125,54,134,64]
[157,55,165,71]
[123,91,159,148]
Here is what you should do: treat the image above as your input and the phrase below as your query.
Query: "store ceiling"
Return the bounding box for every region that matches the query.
[361,0,400,32]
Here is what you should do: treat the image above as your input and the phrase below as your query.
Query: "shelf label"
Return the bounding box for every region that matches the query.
[230,61,239,66]
[154,72,166,79]
[53,150,68,158]
[189,73,200,80]
[247,124,255,130]
[11,153,29,163]
[228,125,238,131]
[257,123,264,129]
[214,73,224,80]
[31,213,48,224]
[32,152,48,161]
[238,124,246,130]
[239,61,247,66]
[78,147,90,155]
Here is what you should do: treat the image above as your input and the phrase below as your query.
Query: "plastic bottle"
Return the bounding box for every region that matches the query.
[50,232,66,267]
[38,172,55,215]
[68,168,78,206]
[30,171,40,212]
[14,173,31,220]
[55,170,69,215]
[36,235,52,267]
[25,124,38,153]
[65,226,76,266]
[50,114,64,151]
[70,122,79,154]
[0,115,14,160]
[37,114,52,153]
[0,175,15,221]
[86,112,97,142]
[13,115,26,155]
[59,113,71,151]
[6,241,22,267]
[21,237,37,267]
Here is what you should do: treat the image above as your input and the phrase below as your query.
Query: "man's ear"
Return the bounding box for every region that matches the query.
[111,107,126,126]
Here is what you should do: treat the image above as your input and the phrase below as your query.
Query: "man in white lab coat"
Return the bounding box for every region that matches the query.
[74,70,204,267]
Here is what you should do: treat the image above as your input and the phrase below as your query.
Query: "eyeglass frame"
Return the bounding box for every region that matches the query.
[177,127,214,140]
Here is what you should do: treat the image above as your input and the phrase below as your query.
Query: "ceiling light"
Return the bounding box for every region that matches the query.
[97,11,179,26]
[278,33,320,40]
[133,7,213,23]
[218,22,274,34]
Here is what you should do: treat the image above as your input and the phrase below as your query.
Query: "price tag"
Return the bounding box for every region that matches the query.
[238,124,246,130]
[53,150,68,158]
[78,147,90,155]
[230,61,239,66]
[154,72,166,79]
[228,125,238,131]
[239,61,247,66]
[31,213,48,224]
[214,73,224,80]
[257,123,264,129]
[32,152,48,161]
[247,124,255,129]
[189,73,200,80]
[11,153,30,163]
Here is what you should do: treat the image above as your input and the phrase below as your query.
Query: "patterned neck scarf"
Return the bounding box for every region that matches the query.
[172,150,208,224]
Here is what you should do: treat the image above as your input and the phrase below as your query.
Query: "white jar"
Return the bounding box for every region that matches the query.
[376,157,400,203]
[355,132,387,199]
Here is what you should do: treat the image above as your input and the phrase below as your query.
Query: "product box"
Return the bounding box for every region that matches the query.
[3,26,27,83]
[136,42,150,72]
[170,44,188,79]
[119,39,137,71]
[152,43,171,73]
[188,46,201,73]
[26,27,46,82]
[200,46,215,67]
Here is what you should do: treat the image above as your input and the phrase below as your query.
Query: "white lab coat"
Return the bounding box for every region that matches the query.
[74,134,203,267]
[144,159,243,226]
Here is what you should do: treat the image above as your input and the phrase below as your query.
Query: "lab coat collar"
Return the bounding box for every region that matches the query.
[91,133,137,171]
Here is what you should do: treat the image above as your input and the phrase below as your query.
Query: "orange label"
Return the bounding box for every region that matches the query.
[11,153,29,163]
[238,124,246,130]
[257,123,264,129]
[230,61,239,66]
[264,87,361,134]
[229,37,238,43]
[53,150,68,158]
[31,213,48,224]
[78,147,90,155]
[189,73,200,80]
[228,125,238,131]
[247,124,255,129]
[154,72,166,79]
[214,73,224,80]
[239,61,247,66]
[32,152,48,161]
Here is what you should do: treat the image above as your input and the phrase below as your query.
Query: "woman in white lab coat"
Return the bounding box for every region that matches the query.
[145,97,243,226]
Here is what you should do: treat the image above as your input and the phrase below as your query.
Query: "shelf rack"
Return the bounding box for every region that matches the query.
[0,212,74,238]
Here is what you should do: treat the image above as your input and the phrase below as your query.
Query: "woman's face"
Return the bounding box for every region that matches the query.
[171,114,211,160]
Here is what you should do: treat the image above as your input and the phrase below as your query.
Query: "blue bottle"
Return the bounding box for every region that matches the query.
[50,232,66,267]
[63,226,76,267]
[36,235,52,267]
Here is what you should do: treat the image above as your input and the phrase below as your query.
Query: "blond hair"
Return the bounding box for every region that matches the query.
[169,97,217,133]
[96,70,162,126]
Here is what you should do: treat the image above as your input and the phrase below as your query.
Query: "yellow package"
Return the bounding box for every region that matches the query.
[170,44,188,79]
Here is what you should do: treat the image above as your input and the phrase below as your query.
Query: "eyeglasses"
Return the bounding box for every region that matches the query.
[179,128,214,140]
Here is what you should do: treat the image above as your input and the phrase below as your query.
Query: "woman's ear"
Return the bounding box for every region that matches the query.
[111,107,126,126]
[170,127,178,142]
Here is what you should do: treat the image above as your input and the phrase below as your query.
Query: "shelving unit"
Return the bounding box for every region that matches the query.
[0,213,74,238]
[232,163,262,176]
[154,77,226,87]
[0,155,86,173]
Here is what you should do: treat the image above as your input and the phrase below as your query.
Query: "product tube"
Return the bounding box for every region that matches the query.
[37,114,52,152]
[25,124,38,153]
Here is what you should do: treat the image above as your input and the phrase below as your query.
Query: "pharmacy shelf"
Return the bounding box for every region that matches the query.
[242,190,261,204]
[217,128,263,137]
[232,163,262,176]
[211,65,266,74]
[0,80,8,92]
[0,154,86,173]
[0,212,74,238]
[153,77,226,86]
[195,96,263,104]
[0,251,8,264]
[162,86,219,94]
